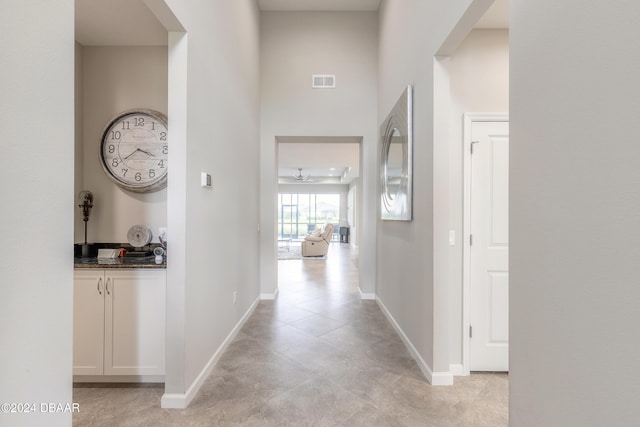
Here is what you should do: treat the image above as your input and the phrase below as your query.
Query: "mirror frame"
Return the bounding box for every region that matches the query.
[379,85,413,221]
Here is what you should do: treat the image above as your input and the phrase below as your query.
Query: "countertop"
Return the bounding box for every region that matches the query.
[74,256,166,269]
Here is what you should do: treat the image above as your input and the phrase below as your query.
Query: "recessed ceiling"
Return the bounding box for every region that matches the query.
[278,138,360,185]
[258,0,381,12]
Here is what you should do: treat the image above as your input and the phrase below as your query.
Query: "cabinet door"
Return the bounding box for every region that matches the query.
[104,270,166,376]
[73,271,105,375]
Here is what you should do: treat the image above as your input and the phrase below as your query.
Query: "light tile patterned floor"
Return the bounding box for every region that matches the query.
[73,244,507,426]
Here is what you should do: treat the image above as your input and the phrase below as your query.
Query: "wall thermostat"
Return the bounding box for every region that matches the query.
[201,172,212,188]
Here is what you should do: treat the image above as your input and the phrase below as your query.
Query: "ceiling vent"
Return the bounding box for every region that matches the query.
[312,74,336,89]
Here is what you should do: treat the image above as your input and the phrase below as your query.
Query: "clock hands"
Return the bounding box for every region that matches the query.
[124,148,156,160]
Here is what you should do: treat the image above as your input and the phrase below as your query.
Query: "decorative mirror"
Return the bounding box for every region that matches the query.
[380,85,413,220]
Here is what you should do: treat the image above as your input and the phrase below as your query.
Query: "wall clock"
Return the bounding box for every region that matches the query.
[100,109,168,193]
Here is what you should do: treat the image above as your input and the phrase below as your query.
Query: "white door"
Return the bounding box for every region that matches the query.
[470,120,509,371]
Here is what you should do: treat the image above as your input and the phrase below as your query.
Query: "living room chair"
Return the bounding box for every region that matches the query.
[301,224,334,257]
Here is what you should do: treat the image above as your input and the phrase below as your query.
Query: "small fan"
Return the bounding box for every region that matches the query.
[126,224,153,257]
[293,168,314,182]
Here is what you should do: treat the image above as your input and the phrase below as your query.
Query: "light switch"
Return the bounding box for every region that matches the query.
[201,172,212,188]
[449,230,455,246]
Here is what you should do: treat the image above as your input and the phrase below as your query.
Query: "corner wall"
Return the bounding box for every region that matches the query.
[0,1,74,426]
[510,0,640,424]
[447,28,509,369]
[377,0,481,380]
[162,0,261,402]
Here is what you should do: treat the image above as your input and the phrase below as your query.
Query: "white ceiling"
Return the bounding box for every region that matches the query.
[475,0,509,29]
[75,0,382,46]
[75,0,168,46]
[258,0,381,12]
[75,0,508,45]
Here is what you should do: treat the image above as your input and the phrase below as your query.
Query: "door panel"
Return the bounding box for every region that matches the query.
[470,121,509,372]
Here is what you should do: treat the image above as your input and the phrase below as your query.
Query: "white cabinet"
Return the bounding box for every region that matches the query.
[73,271,105,375]
[73,269,166,378]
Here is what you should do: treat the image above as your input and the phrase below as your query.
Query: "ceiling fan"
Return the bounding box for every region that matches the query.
[293,168,315,182]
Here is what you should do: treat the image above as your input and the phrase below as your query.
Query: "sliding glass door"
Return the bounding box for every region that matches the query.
[278,193,339,239]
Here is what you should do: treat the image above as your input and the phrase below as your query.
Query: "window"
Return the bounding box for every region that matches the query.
[278,193,339,239]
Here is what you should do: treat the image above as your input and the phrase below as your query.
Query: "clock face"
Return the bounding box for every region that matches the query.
[100,110,168,193]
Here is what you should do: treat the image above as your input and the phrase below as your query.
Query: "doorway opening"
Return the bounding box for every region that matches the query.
[275,137,361,290]
[433,0,510,379]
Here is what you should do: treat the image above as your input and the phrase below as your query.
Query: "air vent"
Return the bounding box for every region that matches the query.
[312,74,336,89]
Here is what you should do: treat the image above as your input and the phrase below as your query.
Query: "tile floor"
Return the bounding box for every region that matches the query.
[73,243,508,426]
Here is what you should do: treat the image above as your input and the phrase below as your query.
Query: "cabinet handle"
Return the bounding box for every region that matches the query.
[97,277,103,295]
[106,277,111,295]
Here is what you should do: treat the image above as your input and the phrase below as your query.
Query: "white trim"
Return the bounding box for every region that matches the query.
[358,287,375,300]
[376,297,453,386]
[260,287,279,300]
[462,113,509,376]
[449,364,466,377]
[161,296,259,409]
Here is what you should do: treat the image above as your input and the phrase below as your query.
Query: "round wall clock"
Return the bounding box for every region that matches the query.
[100,109,168,193]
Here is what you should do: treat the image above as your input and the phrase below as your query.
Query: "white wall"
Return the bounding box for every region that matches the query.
[260,12,378,296]
[378,0,486,381]
[75,43,85,244]
[447,29,509,367]
[510,0,640,424]
[79,46,168,244]
[162,0,261,402]
[0,1,74,426]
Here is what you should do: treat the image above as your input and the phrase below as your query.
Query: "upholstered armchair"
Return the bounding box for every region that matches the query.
[301,224,334,257]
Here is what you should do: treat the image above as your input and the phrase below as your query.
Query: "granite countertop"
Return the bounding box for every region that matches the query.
[74,256,166,269]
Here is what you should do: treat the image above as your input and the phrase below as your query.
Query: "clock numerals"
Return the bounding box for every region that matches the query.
[101,110,167,193]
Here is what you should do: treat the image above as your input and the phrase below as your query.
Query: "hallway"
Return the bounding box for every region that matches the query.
[73,244,507,426]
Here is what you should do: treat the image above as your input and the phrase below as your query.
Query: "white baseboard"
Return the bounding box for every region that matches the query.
[376,297,453,386]
[358,287,375,300]
[431,371,454,386]
[260,287,279,300]
[449,364,466,376]
[161,296,260,409]
[73,375,164,383]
